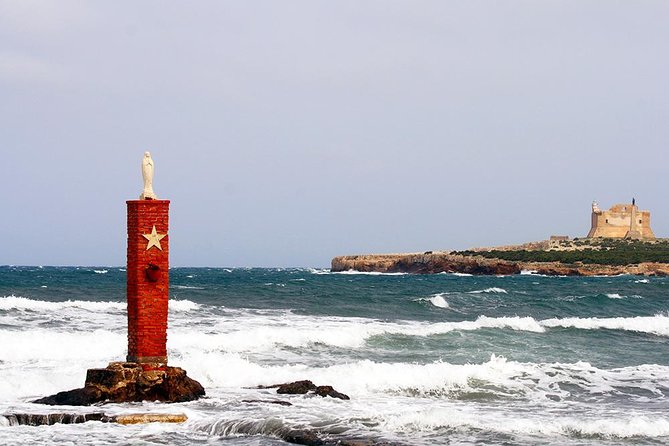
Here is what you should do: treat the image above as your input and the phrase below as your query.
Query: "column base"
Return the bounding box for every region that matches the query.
[32,362,205,406]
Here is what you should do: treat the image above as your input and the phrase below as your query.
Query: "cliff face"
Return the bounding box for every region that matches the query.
[331,253,669,276]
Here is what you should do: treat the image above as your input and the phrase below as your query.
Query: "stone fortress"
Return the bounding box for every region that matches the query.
[587,200,655,240]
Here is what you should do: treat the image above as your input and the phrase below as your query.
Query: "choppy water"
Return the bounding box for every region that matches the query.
[0,266,668,445]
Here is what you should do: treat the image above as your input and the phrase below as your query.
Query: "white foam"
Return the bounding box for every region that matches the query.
[520,269,538,275]
[468,287,508,294]
[635,279,650,284]
[381,407,669,438]
[93,269,108,274]
[541,314,669,337]
[0,295,199,313]
[413,294,449,309]
[429,294,449,308]
[606,293,624,299]
[169,299,201,312]
[0,295,125,312]
[175,352,669,405]
[335,270,407,276]
[172,285,205,290]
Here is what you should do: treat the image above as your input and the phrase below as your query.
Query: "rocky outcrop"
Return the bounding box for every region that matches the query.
[332,253,521,275]
[331,253,669,276]
[1,412,187,426]
[259,380,350,400]
[33,362,205,406]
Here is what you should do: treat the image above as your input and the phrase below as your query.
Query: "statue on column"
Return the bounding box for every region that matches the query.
[140,152,158,200]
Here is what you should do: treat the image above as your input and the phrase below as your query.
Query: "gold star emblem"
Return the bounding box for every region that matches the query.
[142,225,167,251]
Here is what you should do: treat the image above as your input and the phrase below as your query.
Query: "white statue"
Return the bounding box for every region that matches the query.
[592,200,600,213]
[140,151,158,200]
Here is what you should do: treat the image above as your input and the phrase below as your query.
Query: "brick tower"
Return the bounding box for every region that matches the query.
[34,152,204,405]
[126,199,170,367]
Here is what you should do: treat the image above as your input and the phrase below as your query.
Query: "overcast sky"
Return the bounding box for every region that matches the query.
[1,1,667,267]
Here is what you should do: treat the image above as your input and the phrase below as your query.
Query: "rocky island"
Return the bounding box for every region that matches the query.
[332,238,669,277]
[333,201,669,277]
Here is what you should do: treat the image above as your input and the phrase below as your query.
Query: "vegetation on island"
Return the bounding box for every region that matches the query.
[453,239,669,266]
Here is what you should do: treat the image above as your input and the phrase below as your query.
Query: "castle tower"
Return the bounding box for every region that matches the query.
[587,200,655,240]
[625,199,642,240]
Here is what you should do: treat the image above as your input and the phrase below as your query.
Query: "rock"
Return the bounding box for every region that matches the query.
[1,412,109,426]
[33,362,204,405]
[113,413,188,424]
[1,412,186,426]
[263,380,349,400]
[276,380,317,394]
[282,429,326,445]
[313,386,350,400]
[242,399,293,406]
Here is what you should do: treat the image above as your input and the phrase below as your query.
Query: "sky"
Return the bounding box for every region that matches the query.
[1,1,667,267]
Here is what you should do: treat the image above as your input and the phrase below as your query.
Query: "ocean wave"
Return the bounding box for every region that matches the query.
[541,314,669,337]
[468,287,507,294]
[178,353,669,404]
[93,269,108,274]
[169,311,669,355]
[604,293,642,299]
[0,295,126,312]
[382,407,669,439]
[0,295,199,313]
[172,285,206,290]
[413,294,449,309]
[167,314,547,354]
[309,268,406,276]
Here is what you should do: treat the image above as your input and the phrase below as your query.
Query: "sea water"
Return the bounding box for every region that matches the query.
[0,266,668,445]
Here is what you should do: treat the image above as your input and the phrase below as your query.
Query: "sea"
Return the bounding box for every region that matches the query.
[0,266,668,445]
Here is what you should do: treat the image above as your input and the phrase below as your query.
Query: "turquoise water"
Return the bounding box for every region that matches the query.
[0,266,668,444]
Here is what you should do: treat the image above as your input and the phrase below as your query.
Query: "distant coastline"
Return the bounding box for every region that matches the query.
[332,238,669,276]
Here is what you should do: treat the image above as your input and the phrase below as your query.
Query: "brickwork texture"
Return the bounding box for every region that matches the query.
[126,200,170,366]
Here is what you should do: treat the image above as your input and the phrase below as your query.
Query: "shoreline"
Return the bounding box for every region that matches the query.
[331,252,669,276]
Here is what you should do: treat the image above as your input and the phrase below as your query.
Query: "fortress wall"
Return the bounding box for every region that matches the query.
[587,204,655,239]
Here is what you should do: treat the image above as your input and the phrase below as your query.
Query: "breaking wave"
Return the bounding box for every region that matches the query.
[0,295,199,313]
[468,287,507,294]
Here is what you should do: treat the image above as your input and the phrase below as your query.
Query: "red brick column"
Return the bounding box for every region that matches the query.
[126,200,170,368]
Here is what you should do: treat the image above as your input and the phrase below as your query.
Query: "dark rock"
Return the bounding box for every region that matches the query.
[257,380,349,400]
[2,412,110,426]
[313,385,350,400]
[282,429,325,446]
[242,399,293,406]
[33,362,205,405]
[276,380,317,394]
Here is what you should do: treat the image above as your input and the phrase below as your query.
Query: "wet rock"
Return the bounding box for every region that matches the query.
[313,386,350,400]
[242,399,293,406]
[1,412,187,426]
[282,429,326,445]
[33,362,204,405]
[276,380,317,394]
[1,412,108,426]
[263,380,349,400]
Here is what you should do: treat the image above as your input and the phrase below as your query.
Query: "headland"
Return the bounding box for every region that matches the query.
[332,238,669,276]
[332,200,668,276]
